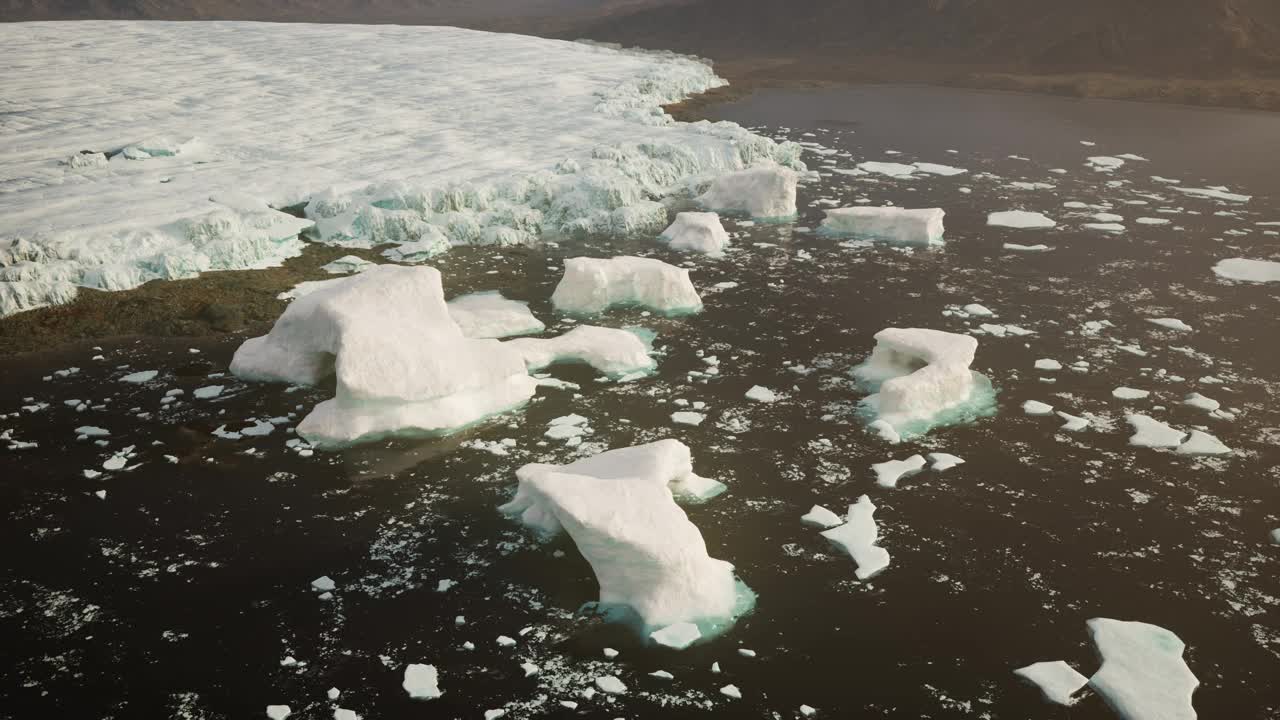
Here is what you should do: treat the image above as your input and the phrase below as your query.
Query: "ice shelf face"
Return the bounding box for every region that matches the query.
[819,207,945,245]
[698,166,799,218]
[0,22,805,316]
[230,265,536,448]
[852,328,990,437]
[551,256,703,316]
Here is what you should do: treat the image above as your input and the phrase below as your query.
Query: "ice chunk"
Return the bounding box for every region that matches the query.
[659,212,730,255]
[744,385,778,403]
[1087,156,1125,172]
[800,505,844,529]
[193,385,224,399]
[1176,430,1231,456]
[820,496,891,580]
[266,706,291,720]
[912,162,967,176]
[551,256,702,316]
[856,161,917,177]
[506,325,654,378]
[1212,258,1280,283]
[928,453,964,471]
[1177,186,1250,203]
[320,255,375,275]
[699,166,798,218]
[1087,618,1198,720]
[311,575,335,592]
[868,419,901,444]
[650,621,702,650]
[1126,415,1187,448]
[1004,243,1051,252]
[1136,217,1170,225]
[963,303,994,317]
[853,328,988,436]
[1014,661,1088,706]
[988,211,1056,229]
[403,664,442,700]
[1182,393,1219,412]
[595,676,628,695]
[447,291,545,339]
[1085,222,1126,233]
[671,411,705,426]
[1270,529,1280,546]
[1023,400,1054,416]
[120,370,158,383]
[1113,387,1150,400]
[1057,411,1090,431]
[720,684,742,699]
[872,454,927,488]
[231,266,536,448]
[1147,318,1192,332]
[819,207,945,245]
[1035,359,1062,371]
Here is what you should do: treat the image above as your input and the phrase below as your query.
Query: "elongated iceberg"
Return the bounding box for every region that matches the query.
[230,265,536,447]
[820,207,945,245]
[551,256,702,316]
[698,166,799,218]
[1087,619,1198,720]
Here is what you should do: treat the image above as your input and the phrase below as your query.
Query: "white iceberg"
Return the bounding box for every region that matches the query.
[1126,414,1187,448]
[447,291,545,339]
[1212,258,1280,283]
[551,256,702,316]
[1014,661,1088,706]
[819,496,891,580]
[872,454,927,488]
[698,166,798,218]
[505,325,654,378]
[659,212,730,255]
[819,207,945,245]
[402,663,442,700]
[230,265,536,448]
[1087,618,1198,720]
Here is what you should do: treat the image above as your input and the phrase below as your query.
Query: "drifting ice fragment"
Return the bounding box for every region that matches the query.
[868,419,901,444]
[1035,359,1062,371]
[720,684,742,699]
[1004,243,1051,252]
[1087,618,1198,720]
[266,706,291,720]
[928,453,964,471]
[1057,411,1090,431]
[1126,415,1187,448]
[402,664,442,700]
[744,385,778,403]
[1178,186,1250,203]
[1113,387,1150,400]
[963,303,994,317]
[1182,394,1220,412]
[819,207,945,245]
[320,256,375,275]
[1212,258,1280,283]
[671,411,705,426]
[1014,661,1089,706]
[120,370,158,383]
[505,325,655,378]
[447,291,545,339]
[800,505,844,529]
[1175,430,1231,456]
[698,166,799,218]
[1087,156,1125,172]
[820,496,891,580]
[1023,400,1054,415]
[1147,318,1192,332]
[853,328,990,437]
[988,211,1056,229]
[659,212,730,255]
[311,576,335,592]
[551,256,702,316]
[595,676,628,695]
[872,455,926,488]
[650,622,702,650]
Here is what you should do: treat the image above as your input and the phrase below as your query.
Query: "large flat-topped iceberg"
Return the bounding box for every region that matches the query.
[552,256,703,316]
[819,207,945,245]
[231,265,536,447]
[852,328,992,437]
[0,22,804,316]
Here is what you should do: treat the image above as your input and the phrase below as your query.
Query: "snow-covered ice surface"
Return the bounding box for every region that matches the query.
[4,84,1280,720]
[0,22,803,316]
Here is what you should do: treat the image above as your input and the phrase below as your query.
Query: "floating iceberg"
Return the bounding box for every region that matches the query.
[0,21,804,316]
[230,265,536,448]
[819,207,945,245]
[446,291,545,339]
[1212,258,1280,283]
[988,211,1056,229]
[820,496,891,580]
[852,328,994,438]
[551,256,702,316]
[1014,661,1088,706]
[1125,414,1186,449]
[659,212,730,255]
[698,166,799,219]
[1087,619,1198,720]
[505,325,655,378]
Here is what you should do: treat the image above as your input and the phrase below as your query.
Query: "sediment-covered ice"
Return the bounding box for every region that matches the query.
[505,325,655,378]
[659,212,730,255]
[1212,258,1280,283]
[1087,618,1198,720]
[446,291,545,339]
[852,328,988,437]
[551,256,702,316]
[819,496,891,580]
[1014,661,1088,706]
[819,207,945,245]
[989,211,1056,229]
[698,166,799,218]
[230,265,536,447]
[0,21,803,316]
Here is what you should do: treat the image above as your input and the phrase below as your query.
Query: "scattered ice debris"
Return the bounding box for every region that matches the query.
[193,385,225,399]
[266,706,291,720]
[447,291,545,339]
[988,211,1056,229]
[1182,393,1220,413]
[1057,412,1090,432]
[872,454,926,488]
[671,411,705,426]
[1177,186,1250,203]
[1022,400,1054,416]
[1086,156,1125,172]
[1147,318,1192,332]
[1087,619,1198,720]
[720,684,742,700]
[852,328,986,437]
[1212,257,1280,283]
[744,385,778,403]
[1003,243,1051,252]
[120,370,158,383]
[1113,387,1150,400]
[868,419,901,444]
[819,496,890,580]
[651,622,702,650]
[659,212,730,254]
[928,453,964,471]
[1126,414,1187,448]
[801,505,844,529]
[594,676,627,695]
[698,165,799,218]
[231,266,536,448]
[551,256,702,316]
[1175,430,1231,456]
[1034,359,1062,371]
[310,575,335,592]
[320,255,375,274]
[819,207,945,245]
[506,325,655,378]
[1014,661,1089,706]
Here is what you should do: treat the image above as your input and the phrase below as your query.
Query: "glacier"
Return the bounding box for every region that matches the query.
[0,22,804,316]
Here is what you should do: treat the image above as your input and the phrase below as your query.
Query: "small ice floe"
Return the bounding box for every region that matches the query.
[193,385,225,399]
[1092,212,1124,223]
[76,426,110,439]
[1212,258,1280,283]
[552,256,702,316]
[1087,618,1198,720]
[1057,411,1090,431]
[671,411,705,426]
[650,670,674,680]
[1113,387,1150,400]
[602,647,619,660]
[1022,400,1054,416]
[320,255,375,275]
[819,207,945,245]
[744,385,778,403]
[660,212,730,254]
[699,166,798,218]
[333,709,359,720]
[963,303,994,317]
[496,635,516,647]
[720,684,742,700]
[1086,156,1125,172]
[988,211,1056,229]
[520,662,540,677]
[856,161,917,178]
[1135,217,1170,225]
[507,325,655,379]
[447,291,545,339]
[545,414,589,441]
[1177,186,1250,203]
[651,622,702,650]
[102,446,135,471]
[872,454,926,488]
[1182,393,1220,413]
[1147,318,1192,332]
[266,706,291,720]
[121,370,159,383]
[1084,222,1126,233]
[868,419,901,444]
[801,505,844,529]
[1269,529,1280,546]
[1126,414,1187,448]
[928,453,964,471]
[1175,430,1231,456]
[912,162,967,176]
[1004,243,1051,252]
[594,676,627,695]
[1034,359,1062,371]
[820,496,890,580]
[800,705,818,717]
[484,710,505,720]
[311,575,335,592]
[436,579,455,592]
[1014,661,1089,706]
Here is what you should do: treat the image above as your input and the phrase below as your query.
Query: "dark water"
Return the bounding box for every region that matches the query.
[3,87,1280,720]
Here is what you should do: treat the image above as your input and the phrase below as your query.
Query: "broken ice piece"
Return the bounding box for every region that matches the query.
[1034,359,1062,371]
[1022,400,1054,416]
[496,635,516,647]
[744,385,778,403]
[311,576,335,592]
[551,256,702,316]
[1175,430,1231,456]
[650,622,702,650]
[720,684,742,700]
[402,664,442,700]
[1014,660,1089,706]
[1086,618,1198,720]
[928,453,964,471]
[820,495,890,580]
[266,706,291,720]
[670,411,705,426]
[1056,411,1090,432]
[520,662,539,677]
[1147,318,1192,332]
[1113,387,1150,400]
[594,676,627,695]
[872,454,926,488]
[1126,415,1186,448]
[602,648,619,660]
[868,419,900,444]
[650,670,674,680]
[801,505,844,529]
